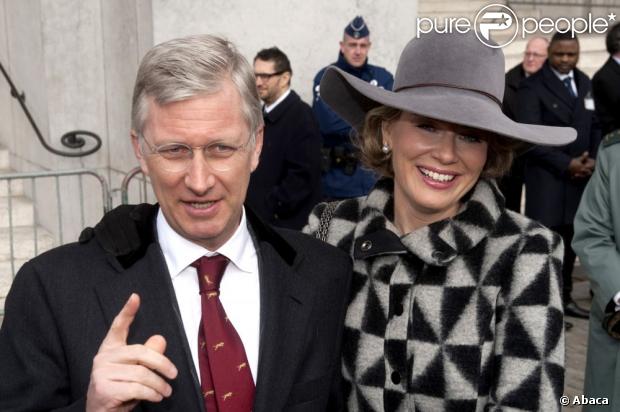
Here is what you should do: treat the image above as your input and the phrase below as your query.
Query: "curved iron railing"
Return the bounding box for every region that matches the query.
[0,61,102,157]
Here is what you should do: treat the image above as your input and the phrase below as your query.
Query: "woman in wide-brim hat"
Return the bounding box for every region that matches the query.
[304,31,573,411]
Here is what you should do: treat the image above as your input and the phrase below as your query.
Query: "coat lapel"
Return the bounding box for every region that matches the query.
[246,212,316,411]
[95,242,204,411]
[542,63,576,109]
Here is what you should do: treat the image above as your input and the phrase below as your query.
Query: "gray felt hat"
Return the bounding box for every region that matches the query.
[319,31,577,146]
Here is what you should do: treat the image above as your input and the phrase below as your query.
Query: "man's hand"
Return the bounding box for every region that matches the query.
[568,151,595,178]
[86,294,178,412]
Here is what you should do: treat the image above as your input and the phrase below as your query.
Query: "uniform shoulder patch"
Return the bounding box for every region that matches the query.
[603,130,620,148]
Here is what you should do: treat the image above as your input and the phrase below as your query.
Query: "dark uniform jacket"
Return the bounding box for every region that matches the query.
[247,90,322,230]
[517,61,602,227]
[592,57,620,136]
[0,204,352,412]
[312,53,393,199]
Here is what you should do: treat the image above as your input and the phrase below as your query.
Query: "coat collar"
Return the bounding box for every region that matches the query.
[352,178,505,266]
[505,63,525,89]
[263,90,299,124]
[96,203,297,269]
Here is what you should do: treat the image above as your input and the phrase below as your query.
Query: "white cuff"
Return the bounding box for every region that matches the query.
[614,291,620,312]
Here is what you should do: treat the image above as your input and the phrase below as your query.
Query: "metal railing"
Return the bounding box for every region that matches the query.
[0,169,111,315]
[120,166,154,205]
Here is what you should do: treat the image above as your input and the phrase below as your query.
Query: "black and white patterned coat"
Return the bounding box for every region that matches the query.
[304,178,565,411]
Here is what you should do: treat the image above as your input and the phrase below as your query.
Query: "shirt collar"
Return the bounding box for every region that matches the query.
[613,55,620,66]
[157,207,256,278]
[550,66,574,81]
[264,88,291,114]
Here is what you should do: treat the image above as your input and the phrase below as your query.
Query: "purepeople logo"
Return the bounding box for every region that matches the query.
[416,3,617,48]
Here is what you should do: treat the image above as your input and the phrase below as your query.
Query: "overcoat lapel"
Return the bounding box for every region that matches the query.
[250,228,316,411]
[542,63,576,111]
[94,243,204,411]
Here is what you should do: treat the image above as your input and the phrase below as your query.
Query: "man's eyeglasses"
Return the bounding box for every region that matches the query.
[139,134,253,173]
[524,52,546,59]
[254,71,284,81]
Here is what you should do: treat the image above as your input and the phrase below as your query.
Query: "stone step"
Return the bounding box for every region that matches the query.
[0,225,55,261]
[0,196,35,228]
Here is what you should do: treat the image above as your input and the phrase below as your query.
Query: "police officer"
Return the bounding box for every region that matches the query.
[313,16,394,199]
[573,129,620,411]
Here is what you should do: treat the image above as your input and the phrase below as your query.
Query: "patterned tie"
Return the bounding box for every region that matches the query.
[562,77,577,98]
[192,255,255,411]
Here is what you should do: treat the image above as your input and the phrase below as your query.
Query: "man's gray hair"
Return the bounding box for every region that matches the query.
[131,34,263,141]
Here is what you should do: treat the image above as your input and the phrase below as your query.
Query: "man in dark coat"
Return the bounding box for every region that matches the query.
[517,31,601,320]
[313,16,393,199]
[0,34,352,412]
[592,22,620,136]
[246,47,322,230]
[499,36,548,212]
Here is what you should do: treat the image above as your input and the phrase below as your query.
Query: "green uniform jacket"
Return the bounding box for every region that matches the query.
[573,130,620,411]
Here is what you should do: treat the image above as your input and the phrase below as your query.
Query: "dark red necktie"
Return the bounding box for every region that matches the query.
[192,255,255,411]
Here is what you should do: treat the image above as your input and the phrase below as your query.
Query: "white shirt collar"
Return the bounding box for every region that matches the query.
[264,88,291,114]
[613,55,620,66]
[157,207,255,278]
[550,66,574,81]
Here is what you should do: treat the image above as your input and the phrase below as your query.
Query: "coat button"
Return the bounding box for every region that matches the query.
[394,303,404,316]
[432,251,445,261]
[391,371,401,385]
[360,240,373,251]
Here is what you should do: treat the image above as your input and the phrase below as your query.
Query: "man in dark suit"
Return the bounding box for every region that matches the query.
[246,47,322,230]
[517,31,601,321]
[0,34,351,411]
[499,36,548,212]
[592,22,620,136]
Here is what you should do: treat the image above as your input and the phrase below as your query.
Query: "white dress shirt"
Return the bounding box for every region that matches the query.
[156,208,261,383]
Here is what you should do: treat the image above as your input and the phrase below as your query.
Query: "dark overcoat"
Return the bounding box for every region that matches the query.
[503,63,526,120]
[592,57,620,136]
[517,61,602,227]
[247,90,322,230]
[498,63,527,212]
[0,204,352,412]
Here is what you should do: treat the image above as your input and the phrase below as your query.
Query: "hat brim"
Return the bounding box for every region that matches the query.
[320,66,577,146]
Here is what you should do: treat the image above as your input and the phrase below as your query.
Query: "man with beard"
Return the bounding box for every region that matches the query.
[247,47,322,229]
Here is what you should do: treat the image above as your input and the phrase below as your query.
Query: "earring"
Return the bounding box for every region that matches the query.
[381,143,390,154]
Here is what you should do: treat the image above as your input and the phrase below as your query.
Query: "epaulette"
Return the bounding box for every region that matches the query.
[602,130,620,148]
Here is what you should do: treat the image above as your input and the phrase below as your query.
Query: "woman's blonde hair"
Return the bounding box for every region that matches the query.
[354,105,517,179]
